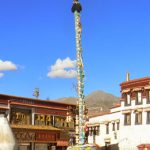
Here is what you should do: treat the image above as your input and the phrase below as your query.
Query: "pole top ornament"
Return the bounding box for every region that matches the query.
[71,0,82,13]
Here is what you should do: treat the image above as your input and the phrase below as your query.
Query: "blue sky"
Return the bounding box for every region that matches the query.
[0,0,150,100]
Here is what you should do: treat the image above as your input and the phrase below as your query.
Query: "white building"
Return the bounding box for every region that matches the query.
[87,76,150,150]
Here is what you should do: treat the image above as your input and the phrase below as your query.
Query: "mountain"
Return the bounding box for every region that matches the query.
[56,97,78,105]
[56,90,120,116]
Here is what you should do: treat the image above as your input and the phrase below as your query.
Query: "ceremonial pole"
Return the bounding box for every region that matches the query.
[67,1,97,149]
[72,0,85,145]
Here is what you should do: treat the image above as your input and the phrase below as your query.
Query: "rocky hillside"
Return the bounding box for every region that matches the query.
[56,90,120,116]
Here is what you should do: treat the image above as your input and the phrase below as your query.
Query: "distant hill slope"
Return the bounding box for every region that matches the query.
[56,90,120,116]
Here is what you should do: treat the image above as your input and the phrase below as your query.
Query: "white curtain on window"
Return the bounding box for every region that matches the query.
[127,94,130,104]
[138,92,142,103]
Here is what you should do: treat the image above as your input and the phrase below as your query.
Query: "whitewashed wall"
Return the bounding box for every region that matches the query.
[88,108,121,147]
[88,97,150,150]
[119,98,150,150]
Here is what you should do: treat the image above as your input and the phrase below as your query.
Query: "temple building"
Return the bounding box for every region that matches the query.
[0,94,76,150]
[87,76,150,150]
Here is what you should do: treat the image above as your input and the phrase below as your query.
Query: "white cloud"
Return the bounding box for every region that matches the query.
[0,60,17,71]
[47,57,77,78]
[51,57,76,70]
[0,73,4,78]
[0,60,18,79]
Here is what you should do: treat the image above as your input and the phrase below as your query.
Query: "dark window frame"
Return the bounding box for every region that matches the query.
[117,122,120,130]
[95,126,100,136]
[146,90,150,104]
[112,123,115,131]
[89,127,92,136]
[124,113,131,125]
[125,93,131,106]
[147,111,150,124]
[135,92,143,105]
[135,112,142,125]
[106,124,109,134]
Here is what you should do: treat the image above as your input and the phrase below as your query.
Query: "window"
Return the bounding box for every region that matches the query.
[92,127,96,136]
[85,127,89,142]
[45,115,52,126]
[135,112,142,125]
[114,132,117,139]
[89,127,92,136]
[55,116,73,128]
[95,126,100,136]
[136,92,142,105]
[147,112,150,124]
[105,142,110,149]
[88,127,99,136]
[117,122,120,130]
[112,123,115,131]
[106,124,109,134]
[147,90,150,104]
[125,94,131,106]
[124,113,131,125]
[10,108,31,125]
[127,94,131,105]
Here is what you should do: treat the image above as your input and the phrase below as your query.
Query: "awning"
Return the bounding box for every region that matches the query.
[133,87,142,91]
[144,107,150,112]
[144,85,150,90]
[111,120,115,123]
[11,124,60,131]
[121,89,130,93]
[103,121,110,125]
[87,123,100,127]
[0,106,9,110]
[111,119,120,123]
[122,109,132,114]
[116,119,120,123]
[57,140,68,146]
[104,138,111,142]
[134,108,143,113]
